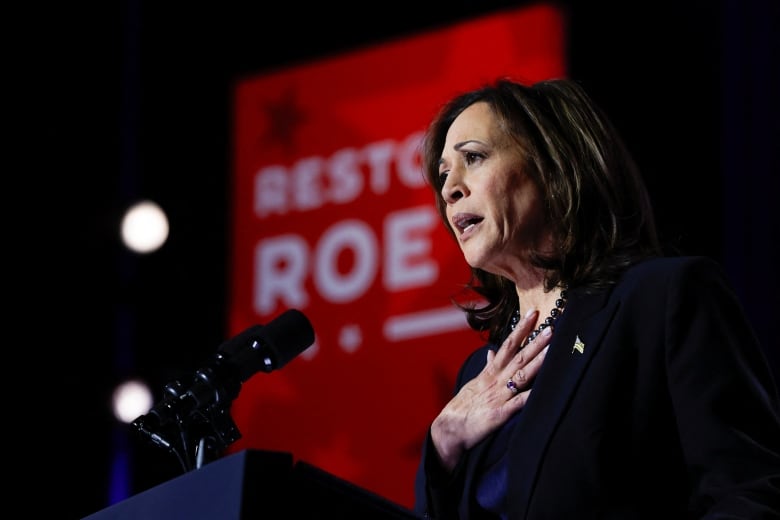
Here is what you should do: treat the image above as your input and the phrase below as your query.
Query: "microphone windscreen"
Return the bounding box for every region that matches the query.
[261,308,315,370]
[219,309,315,380]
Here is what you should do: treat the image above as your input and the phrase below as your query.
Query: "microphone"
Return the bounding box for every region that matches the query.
[132,309,315,442]
[216,308,315,379]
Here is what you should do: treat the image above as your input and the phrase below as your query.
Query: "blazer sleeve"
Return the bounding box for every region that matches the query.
[665,257,780,516]
[413,345,494,519]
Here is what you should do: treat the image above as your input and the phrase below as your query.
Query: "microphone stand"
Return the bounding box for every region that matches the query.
[131,309,315,474]
[132,358,243,473]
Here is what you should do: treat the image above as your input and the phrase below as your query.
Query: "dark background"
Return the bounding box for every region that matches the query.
[17,0,778,518]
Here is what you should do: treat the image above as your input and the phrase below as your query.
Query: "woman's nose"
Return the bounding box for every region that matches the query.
[441,171,466,203]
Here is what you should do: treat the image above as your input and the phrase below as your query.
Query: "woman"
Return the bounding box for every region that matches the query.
[413,78,780,519]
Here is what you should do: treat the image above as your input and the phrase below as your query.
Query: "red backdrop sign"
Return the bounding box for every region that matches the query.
[227,4,566,507]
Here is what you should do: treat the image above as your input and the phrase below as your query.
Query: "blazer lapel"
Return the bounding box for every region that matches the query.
[508,287,617,519]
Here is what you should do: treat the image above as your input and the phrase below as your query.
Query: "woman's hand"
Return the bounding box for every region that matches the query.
[429,309,553,471]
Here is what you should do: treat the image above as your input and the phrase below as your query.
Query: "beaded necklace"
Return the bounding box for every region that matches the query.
[510,285,568,346]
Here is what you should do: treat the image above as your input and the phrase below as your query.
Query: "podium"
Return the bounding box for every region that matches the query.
[82,449,421,519]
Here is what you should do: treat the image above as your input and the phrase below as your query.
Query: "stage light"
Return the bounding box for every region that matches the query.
[120,200,169,254]
[112,379,154,424]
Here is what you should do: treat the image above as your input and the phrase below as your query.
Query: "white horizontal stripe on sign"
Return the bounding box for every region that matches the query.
[383,306,471,341]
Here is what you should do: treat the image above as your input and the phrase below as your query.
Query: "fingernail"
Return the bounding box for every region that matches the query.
[542,326,552,336]
[524,308,536,318]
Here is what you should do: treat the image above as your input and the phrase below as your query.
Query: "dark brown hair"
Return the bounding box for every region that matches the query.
[422,78,662,344]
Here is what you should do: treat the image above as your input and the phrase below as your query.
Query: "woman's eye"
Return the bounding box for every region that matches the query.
[464,151,481,164]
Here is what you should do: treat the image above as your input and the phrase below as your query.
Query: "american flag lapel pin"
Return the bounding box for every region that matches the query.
[572,335,585,354]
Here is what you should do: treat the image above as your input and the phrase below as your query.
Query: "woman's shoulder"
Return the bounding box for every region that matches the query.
[622,255,725,283]
[611,255,733,302]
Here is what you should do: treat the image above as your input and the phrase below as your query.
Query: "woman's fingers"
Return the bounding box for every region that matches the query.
[505,326,553,395]
[435,319,555,461]
[514,323,551,365]
[493,309,539,364]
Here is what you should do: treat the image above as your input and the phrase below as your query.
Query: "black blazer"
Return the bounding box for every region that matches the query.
[414,256,780,519]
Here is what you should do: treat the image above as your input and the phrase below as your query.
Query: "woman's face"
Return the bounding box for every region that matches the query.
[438,101,547,280]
